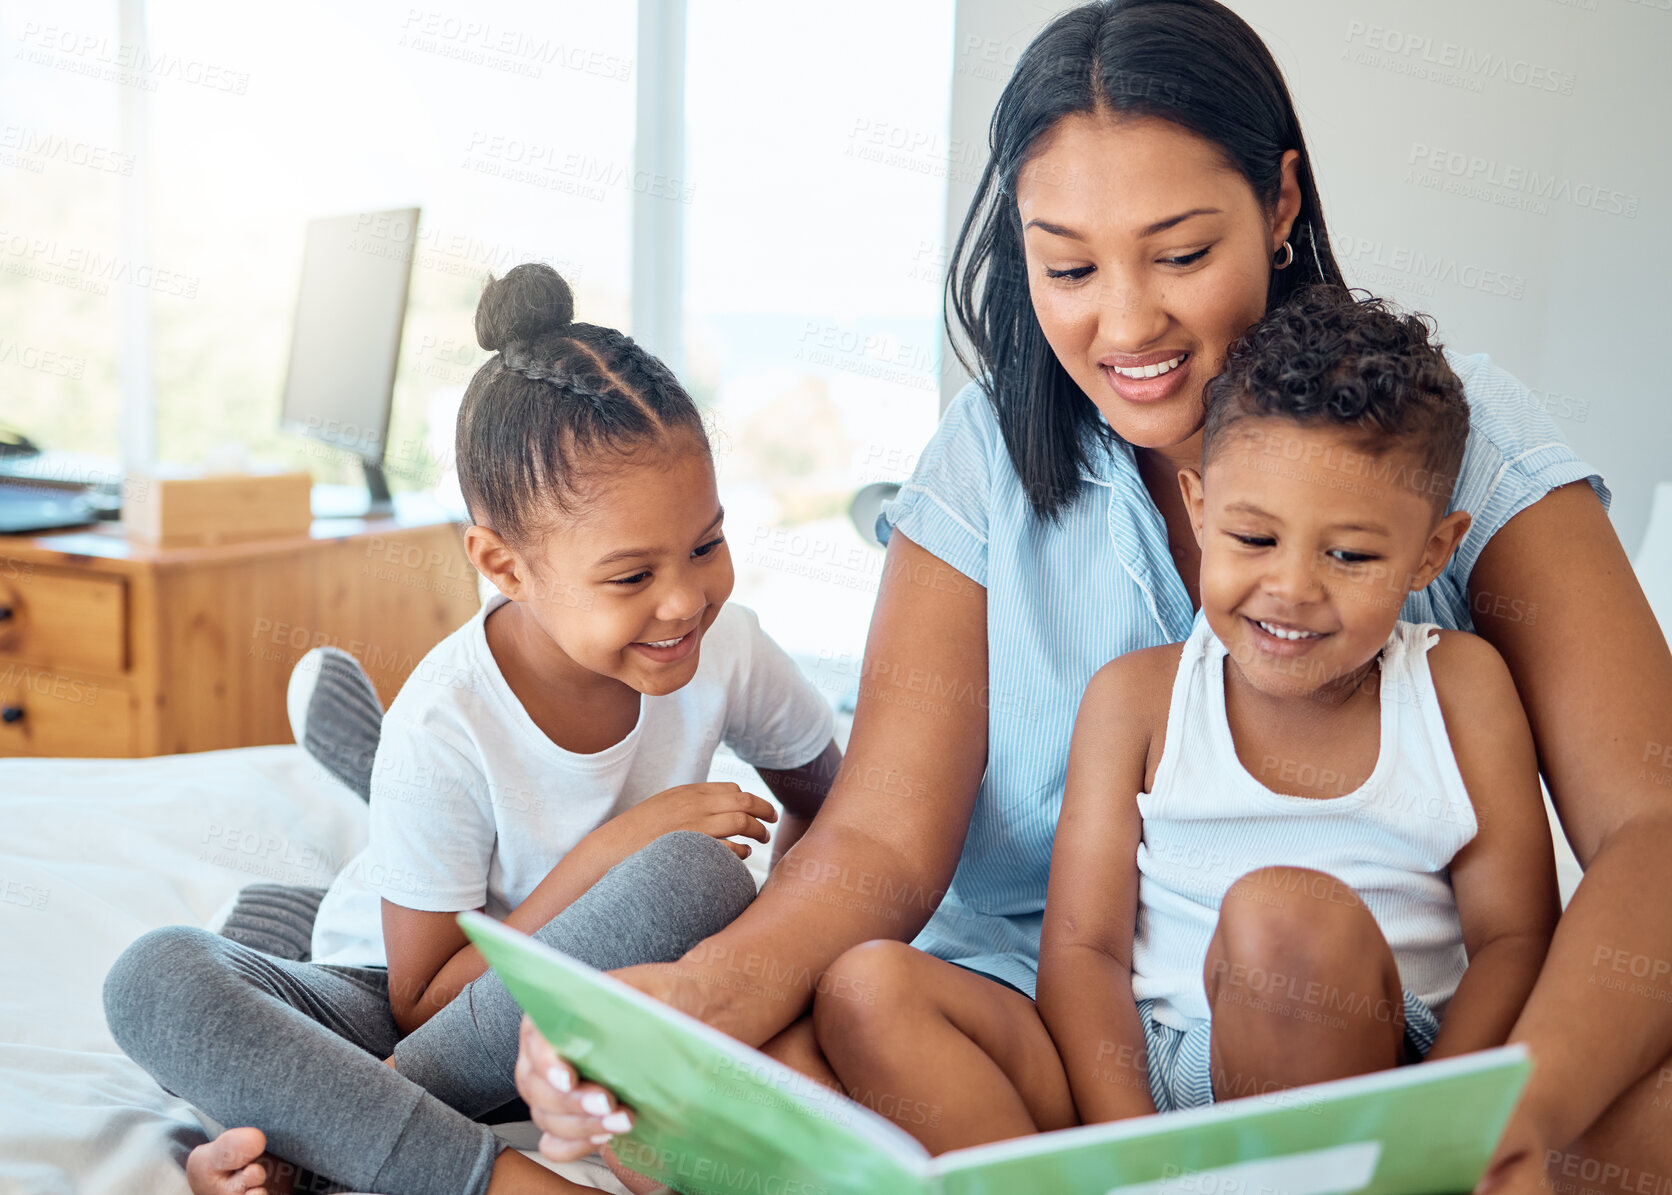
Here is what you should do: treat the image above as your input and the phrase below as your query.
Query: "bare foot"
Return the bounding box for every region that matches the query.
[184,1127,297,1195]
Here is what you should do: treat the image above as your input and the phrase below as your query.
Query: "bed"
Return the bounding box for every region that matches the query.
[0,737,1581,1195]
[0,744,647,1195]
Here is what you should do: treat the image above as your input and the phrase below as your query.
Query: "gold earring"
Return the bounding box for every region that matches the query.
[1273,240,1294,269]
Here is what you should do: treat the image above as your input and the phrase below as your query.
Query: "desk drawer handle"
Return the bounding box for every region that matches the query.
[1,706,22,723]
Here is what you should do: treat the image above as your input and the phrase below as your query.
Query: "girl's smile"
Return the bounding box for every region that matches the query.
[468,436,735,706]
[630,625,703,664]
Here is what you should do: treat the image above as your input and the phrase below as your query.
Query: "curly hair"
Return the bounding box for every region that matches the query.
[1201,284,1470,508]
[455,263,708,547]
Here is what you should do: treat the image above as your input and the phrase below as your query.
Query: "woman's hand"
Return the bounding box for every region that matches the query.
[515,957,766,1163]
[516,1014,637,1162]
[596,782,777,862]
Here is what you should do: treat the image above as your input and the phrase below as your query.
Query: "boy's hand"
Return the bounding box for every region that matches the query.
[601,782,777,860]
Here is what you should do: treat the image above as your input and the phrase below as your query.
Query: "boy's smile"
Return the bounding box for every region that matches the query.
[1181,421,1471,701]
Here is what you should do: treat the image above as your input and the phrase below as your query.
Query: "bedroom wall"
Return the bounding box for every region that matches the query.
[940,0,1672,556]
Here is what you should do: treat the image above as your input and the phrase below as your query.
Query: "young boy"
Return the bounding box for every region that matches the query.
[1038,285,1561,1121]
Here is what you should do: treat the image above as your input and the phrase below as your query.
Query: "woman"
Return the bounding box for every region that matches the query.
[520,2,1672,1190]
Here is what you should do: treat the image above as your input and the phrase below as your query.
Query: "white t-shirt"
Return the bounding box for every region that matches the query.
[310,596,835,968]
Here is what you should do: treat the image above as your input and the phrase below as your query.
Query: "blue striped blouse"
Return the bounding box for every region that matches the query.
[876,349,1608,999]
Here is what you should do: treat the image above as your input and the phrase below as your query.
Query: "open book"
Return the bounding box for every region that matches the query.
[460,913,1529,1195]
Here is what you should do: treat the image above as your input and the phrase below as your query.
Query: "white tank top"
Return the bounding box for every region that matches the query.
[1130,615,1478,1031]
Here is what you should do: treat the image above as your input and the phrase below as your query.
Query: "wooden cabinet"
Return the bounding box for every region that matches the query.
[0,515,480,757]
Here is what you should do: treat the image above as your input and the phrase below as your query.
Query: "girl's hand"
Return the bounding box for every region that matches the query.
[603,782,777,861]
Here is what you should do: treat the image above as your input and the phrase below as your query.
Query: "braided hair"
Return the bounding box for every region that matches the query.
[456,263,708,546]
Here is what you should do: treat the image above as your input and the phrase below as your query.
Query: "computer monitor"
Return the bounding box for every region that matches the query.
[279,206,419,515]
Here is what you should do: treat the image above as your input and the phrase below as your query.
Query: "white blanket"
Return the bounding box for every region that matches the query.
[1,747,367,1194]
[0,746,634,1195]
[0,740,1578,1195]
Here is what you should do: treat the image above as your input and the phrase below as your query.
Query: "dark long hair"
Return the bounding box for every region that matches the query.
[456,263,707,547]
[947,0,1346,520]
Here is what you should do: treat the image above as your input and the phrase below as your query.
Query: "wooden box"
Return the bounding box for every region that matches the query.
[124,470,314,547]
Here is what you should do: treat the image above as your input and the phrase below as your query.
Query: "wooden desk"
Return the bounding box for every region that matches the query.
[0,514,480,757]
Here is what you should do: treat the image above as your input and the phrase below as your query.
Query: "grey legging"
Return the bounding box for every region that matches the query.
[104,830,756,1195]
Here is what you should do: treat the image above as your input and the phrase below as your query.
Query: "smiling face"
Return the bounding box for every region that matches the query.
[1016,112,1301,460]
[466,432,735,698]
[1181,419,1470,700]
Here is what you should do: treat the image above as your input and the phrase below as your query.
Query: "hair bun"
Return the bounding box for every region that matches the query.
[475,263,576,352]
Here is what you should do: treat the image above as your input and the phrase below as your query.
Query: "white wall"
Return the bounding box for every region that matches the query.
[943,0,1671,554]
[940,0,1064,404]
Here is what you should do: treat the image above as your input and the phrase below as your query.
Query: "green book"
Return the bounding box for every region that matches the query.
[459,913,1529,1195]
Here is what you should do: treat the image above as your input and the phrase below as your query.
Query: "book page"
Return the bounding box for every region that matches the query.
[1104,1142,1382,1195]
[931,1047,1528,1195]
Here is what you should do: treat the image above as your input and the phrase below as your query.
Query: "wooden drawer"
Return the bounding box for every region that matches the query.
[0,665,133,757]
[0,566,127,674]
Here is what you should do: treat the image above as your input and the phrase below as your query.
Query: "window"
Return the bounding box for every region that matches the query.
[10,0,959,686]
[684,0,954,679]
[142,0,638,495]
[0,4,125,460]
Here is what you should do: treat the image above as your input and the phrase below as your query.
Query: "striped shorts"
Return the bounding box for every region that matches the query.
[1135,990,1443,1112]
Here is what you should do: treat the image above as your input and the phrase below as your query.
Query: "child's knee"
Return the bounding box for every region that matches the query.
[640,830,757,918]
[812,940,917,1045]
[1209,867,1379,988]
[103,925,225,1059]
[640,828,737,869]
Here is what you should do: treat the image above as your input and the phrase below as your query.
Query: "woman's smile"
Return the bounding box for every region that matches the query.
[1016,111,1296,453]
[1102,349,1190,379]
[1099,350,1194,404]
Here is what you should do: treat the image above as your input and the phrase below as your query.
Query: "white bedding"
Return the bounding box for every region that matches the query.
[0,745,632,1195]
[1,746,366,1194]
[0,740,1579,1195]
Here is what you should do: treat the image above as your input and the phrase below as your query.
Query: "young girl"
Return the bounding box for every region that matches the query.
[105,262,841,1195]
[812,285,1560,1149]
